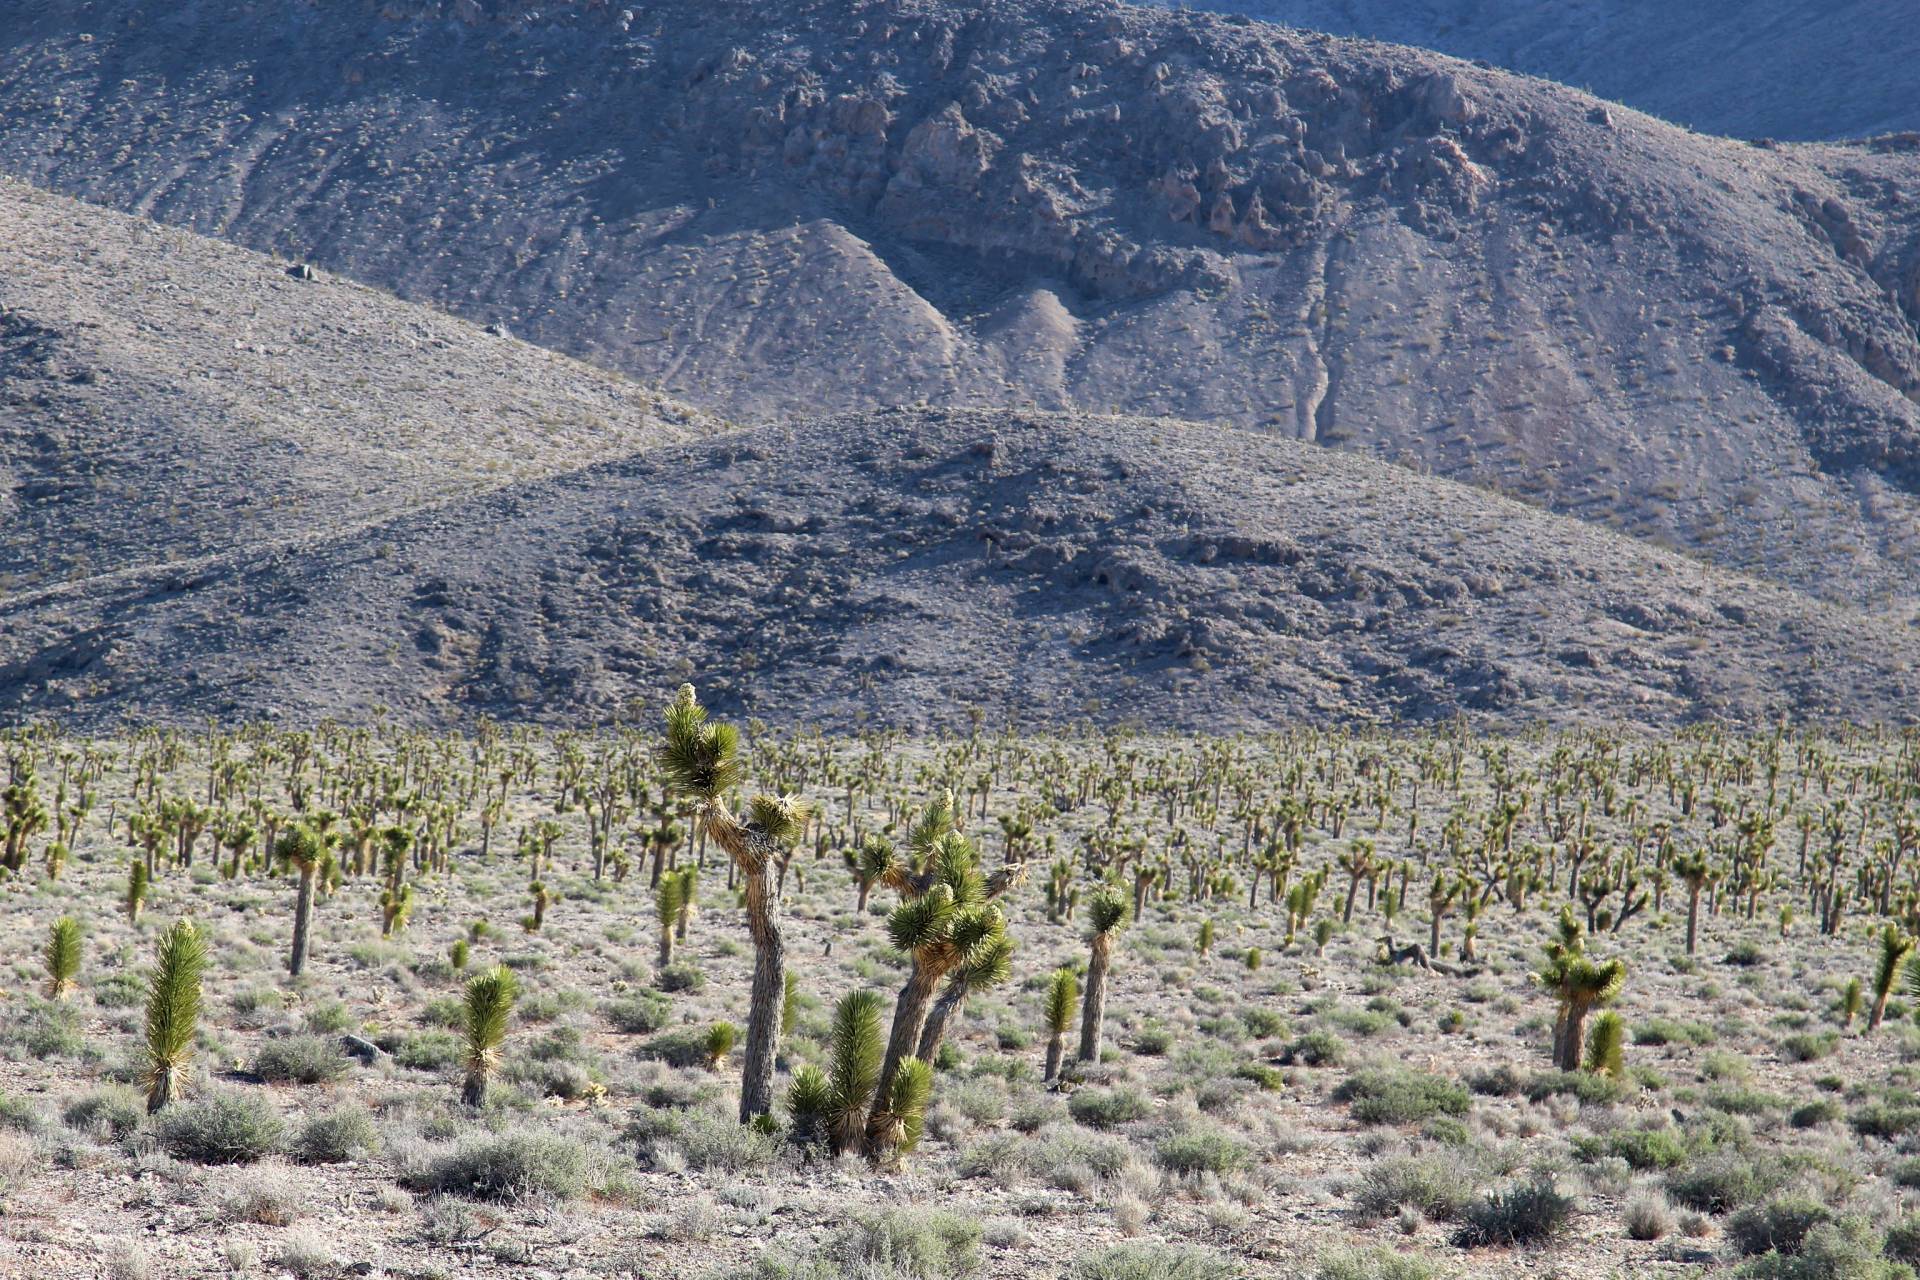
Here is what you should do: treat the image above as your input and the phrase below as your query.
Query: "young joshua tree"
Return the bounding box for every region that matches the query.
[143,919,207,1113]
[1042,968,1078,1082]
[275,822,329,978]
[1875,924,1917,1031]
[655,868,688,966]
[1078,886,1131,1065]
[787,989,885,1157]
[657,685,811,1123]
[1535,905,1626,1072]
[460,964,519,1108]
[43,916,82,1000]
[126,859,150,924]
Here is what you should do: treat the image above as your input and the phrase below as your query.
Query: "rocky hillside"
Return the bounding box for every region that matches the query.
[2,1,1919,607]
[6,405,1916,731]
[0,179,714,594]
[1154,0,1920,142]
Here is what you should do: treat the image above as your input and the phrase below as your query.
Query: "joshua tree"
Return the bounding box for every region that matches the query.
[657,685,811,1122]
[1673,849,1715,956]
[1078,886,1130,1065]
[126,859,149,923]
[865,1056,933,1167]
[864,817,1010,1155]
[1842,976,1864,1030]
[1197,918,1214,958]
[43,916,82,1000]
[460,964,518,1108]
[143,919,207,1113]
[1584,1010,1626,1078]
[704,1022,738,1071]
[275,822,329,977]
[787,989,885,1157]
[655,868,688,966]
[917,931,1015,1065]
[1876,924,1917,1031]
[1535,905,1626,1072]
[522,881,552,933]
[1042,968,1077,1081]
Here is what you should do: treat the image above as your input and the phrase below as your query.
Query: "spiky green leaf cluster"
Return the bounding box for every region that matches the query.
[704,1021,737,1069]
[275,822,325,873]
[1044,969,1079,1035]
[870,1056,934,1159]
[462,964,519,1071]
[144,919,206,1110]
[43,916,82,999]
[1535,905,1627,1008]
[656,685,742,802]
[746,792,814,847]
[1087,886,1130,936]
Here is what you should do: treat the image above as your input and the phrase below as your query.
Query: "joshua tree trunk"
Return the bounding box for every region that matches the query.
[1045,1029,1068,1081]
[1685,887,1701,955]
[1553,999,1592,1072]
[917,976,968,1064]
[1079,933,1113,1062]
[657,924,674,968]
[868,965,941,1148]
[707,807,786,1122]
[288,865,316,977]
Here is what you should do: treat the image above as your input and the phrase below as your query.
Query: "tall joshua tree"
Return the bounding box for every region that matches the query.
[461,964,519,1108]
[658,685,811,1123]
[43,917,82,1000]
[143,919,207,1113]
[1042,967,1078,1082]
[864,818,1010,1156]
[276,822,329,978]
[1078,886,1130,1065]
[1535,905,1626,1072]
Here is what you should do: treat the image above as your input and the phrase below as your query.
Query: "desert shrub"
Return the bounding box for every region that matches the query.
[1352,1153,1480,1221]
[657,962,705,993]
[1070,1087,1152,1130]
[6,1000,88,1060]
[1625,1193,1675,1241]
[603,994,671,1034]
[1706,1086,1787,1117]
[394,1031,463,1071]
[825,1209,982,1278]
[1724,942,1768,967]
[1071,1242,1240,1280]
[1033,1128,1131,1186]
[1316,1246,1445,1280]
[62,1087,142,1141]
[1154,1124,1250,1175]
[1781,1033,1839,1064]
[408,1131,590,1200]
[957,1132,1029,1182]
[295,1105,379,1164]
[1242,1008,1287,1039]
[1667,1149,1792,1214]
[1523,1070,1629,1105]
[1467,1064,1527,1097]
[639,1028,712,1070]
[1235,1063,1285,1092]
[303,1001,354,1034]
[1727,1198,1835,1257]
[1604,1126,1687,1171]
[1733,1217,1910,1280]
[1134,1026,1176,1056]
[1634,1017,1715,1047]
[93,970,146,1010]
[1282,1030,1346,1067]
[670,1109,780,1173]
[1850,1098,1920,1138]
[254,1035,351,1085]
[0,1094,45,1134]
[1451,1178,1574,1248]
[1335,1069,1470,1126]
[1790,1099,1842,1129]
[1884,1215,1920,1266]
[156,1092,286,1164]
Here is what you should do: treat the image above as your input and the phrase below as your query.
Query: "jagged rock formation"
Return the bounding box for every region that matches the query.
[1153,0,1920,142]
[1,2,1919,608]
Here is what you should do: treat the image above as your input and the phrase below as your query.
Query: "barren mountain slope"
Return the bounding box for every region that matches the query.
[1152,0,1920,142]
[3,1,1919,605]
[5,407,1915,731]
[0,178,714,592]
